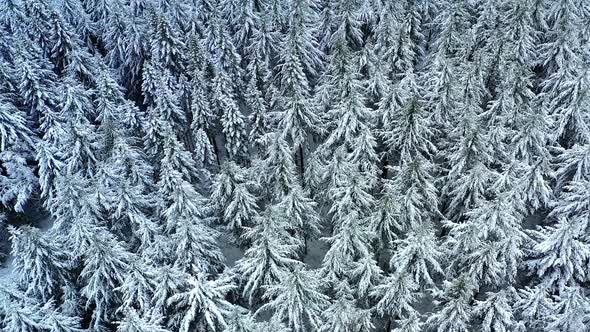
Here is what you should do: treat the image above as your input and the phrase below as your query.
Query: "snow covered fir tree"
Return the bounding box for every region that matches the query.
[1,0,590,330]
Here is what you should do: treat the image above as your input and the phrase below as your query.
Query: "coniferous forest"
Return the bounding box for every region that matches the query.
[1,0,590,331]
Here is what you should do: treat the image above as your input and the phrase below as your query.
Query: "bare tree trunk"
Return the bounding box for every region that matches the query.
[298,145,305,187]
[381,157,389,179]
[384,317,392,332]
[207,131,221,167]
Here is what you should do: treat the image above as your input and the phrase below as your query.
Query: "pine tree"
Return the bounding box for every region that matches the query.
[546,286,590,332]
[225,307,294,332]
[115,259,157,315]
[80,233,131,330]
[540,0,589,148]
[273,0,322,160]
[253,133,301,199]
[49,12,84,74]
[117,309,170,332]
[0,285,83,332]
[472,289,516,332]
[528,217,590,290]
[320,280,373,332]
[275,185,321,253]
[203,8,243,84]
[320,43,373,153]
[245,59,269,145]
[171,217,223,275]
[224,307,258,332]
[443,144,494,222]
[0,145,37,213]
[155,126,224,274]
[258,267,329,332]
[384,155,439,231]
[330,0,364,48]
[372,271,419,331]
[55,0,93,40]
[380,73,435,164]
[446,197,527,289]
[554,144,590,190]
[0,285,42,331]
[40,300,85,332]
[189,59,217,167]
[23,0,54,51]
[370,178,403,256]
[258,317,291,332]
[321,210,375,282]
[426,274,474,332]
[149,13,185,73]
[390,224,443,288]
[9,226,71,302]
[234,207,303,305]
[168,273,235,332]
[375,1,424,80]
[210,162,259,237]
[211,67,248,160]
[0,0,26,33]
[152,265,190,316]
[514,286,552,331]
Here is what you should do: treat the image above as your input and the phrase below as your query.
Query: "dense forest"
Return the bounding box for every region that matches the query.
[0,0,589,331]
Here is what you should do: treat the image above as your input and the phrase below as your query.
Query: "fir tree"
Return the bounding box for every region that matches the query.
[372,271,420,331]
[234,207,303,305]
[258,267,329,332]
[320,281,373,332]
[80,233,131,330]
[168,273,235,332]
[546,286,590,332]
[528,217,590,290]
[472,289,516,332]
[9,226,71,302]
[210,162,259,237]
[117,309,170,332]
[426,274,474,332]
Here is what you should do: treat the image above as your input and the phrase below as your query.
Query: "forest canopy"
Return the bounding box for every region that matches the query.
[0,0,589,331]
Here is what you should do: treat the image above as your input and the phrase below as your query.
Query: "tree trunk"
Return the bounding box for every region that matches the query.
[298,145,305,187]
[207,131,221,167]
[381,157,389,179]
[384,317,392,332]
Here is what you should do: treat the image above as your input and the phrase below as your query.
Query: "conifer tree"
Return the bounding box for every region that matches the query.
[0,96,37,212]
[212,67,248,160]
[528,217,590,290]
[149,13,185,73]
[168,273,235,332]
[210,162,259,237]
[258,267,329,332]
[320,280,373,332]
[9,226,71,302]
[515,286,552,331]
[273,0,322,175]
[224,307,258,332]
[234,207,303,305]
[80,233,131,330]
[390,224,443,288]
[546,286,590,332]
[473,289,516,332]
[372,271,419,331]
[426,274,474,332]
[117,309,170,332]
[115,259,157,315]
